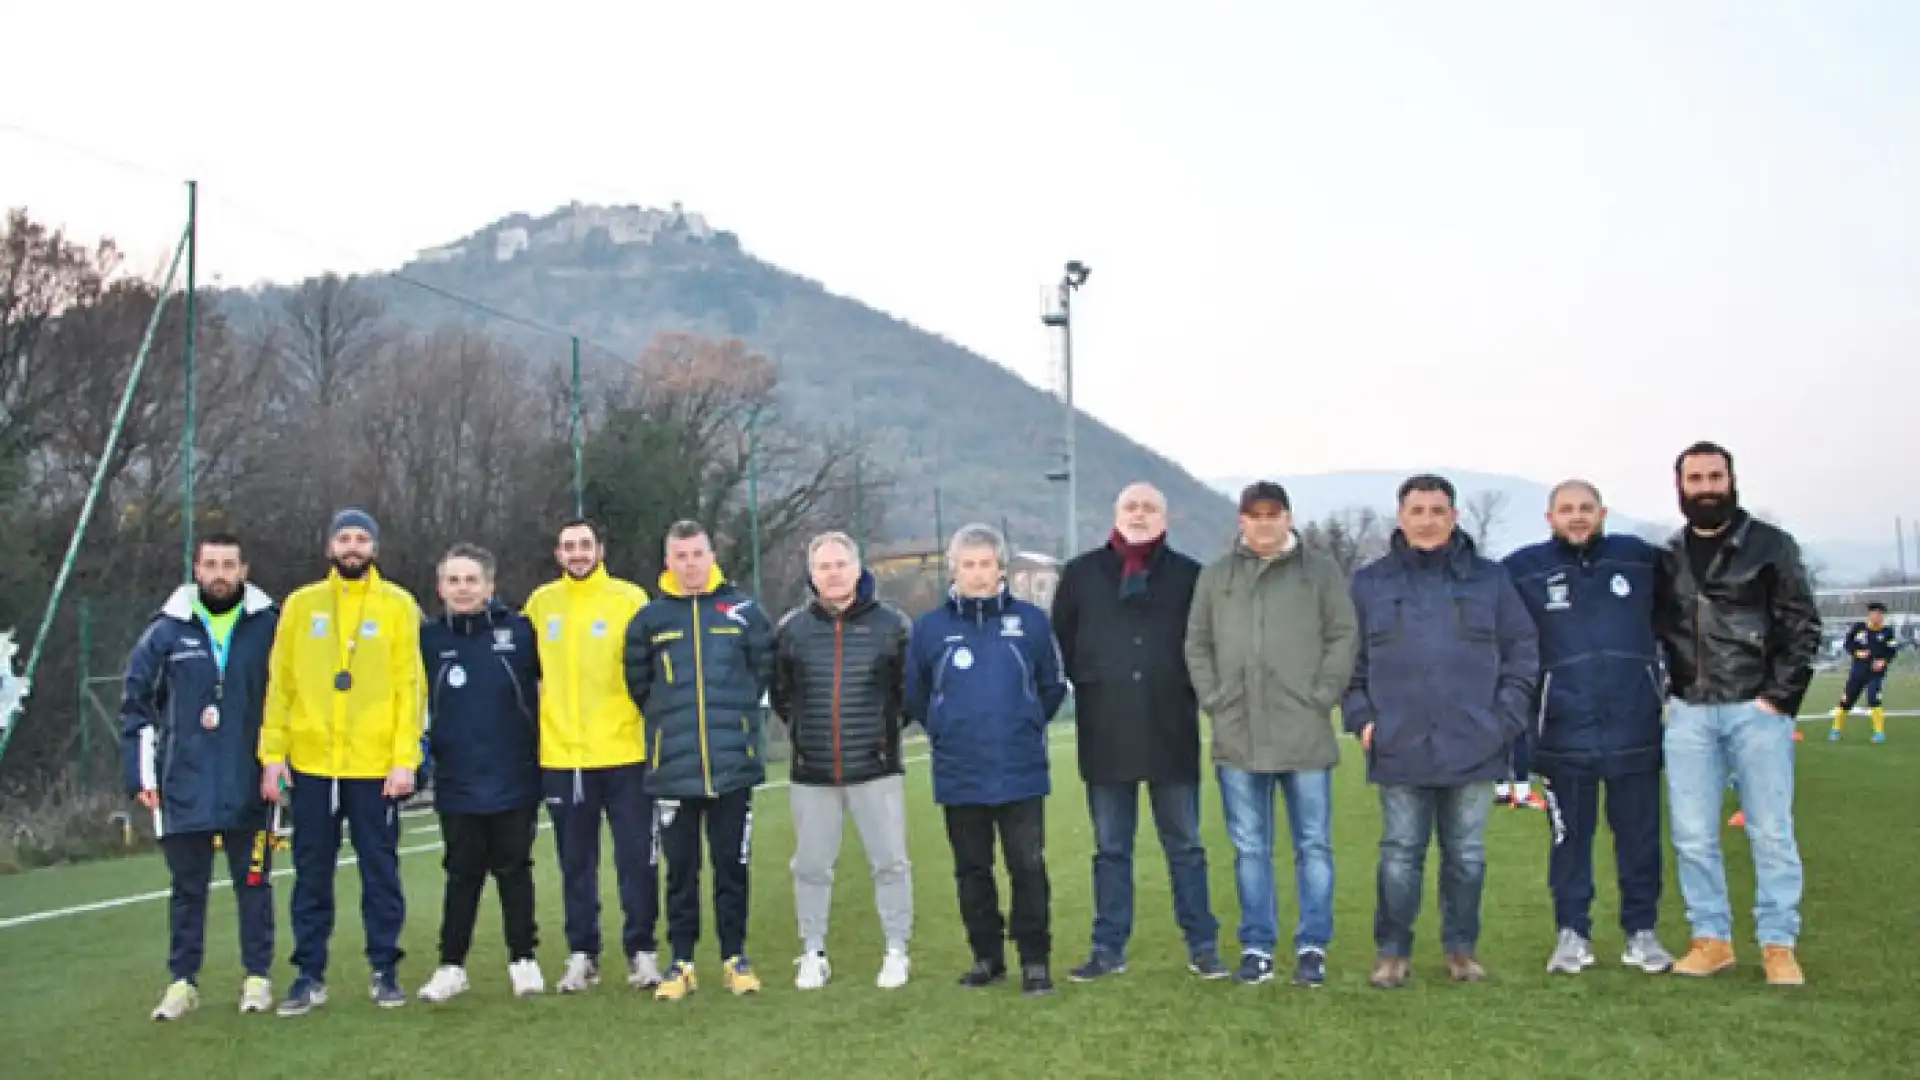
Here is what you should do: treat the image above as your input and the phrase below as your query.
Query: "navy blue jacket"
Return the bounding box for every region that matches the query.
[1843,621,1900,677]
[422,599,542,815]
[624,569,777,799]
[1342,531,1540,787]
[905,585,1069,806]
[1502,533,1664,778]
[120,585,278,834]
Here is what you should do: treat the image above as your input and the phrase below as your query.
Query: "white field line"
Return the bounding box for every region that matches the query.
[0,730,1081,931]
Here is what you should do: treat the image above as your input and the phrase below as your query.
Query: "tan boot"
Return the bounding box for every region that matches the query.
[1762,946,1804,986]
[1445,952,1487,982]
[1368,955,1410,989]
[1672,938,1736,977]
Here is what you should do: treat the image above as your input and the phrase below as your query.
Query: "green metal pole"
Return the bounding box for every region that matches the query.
[747,407,762,599]
[0,225,189,766]
[182,180,198,582]
[76,599,90,787]
[570,335,583,518]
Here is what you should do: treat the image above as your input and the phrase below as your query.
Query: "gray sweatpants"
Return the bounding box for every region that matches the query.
[790,774,913,952]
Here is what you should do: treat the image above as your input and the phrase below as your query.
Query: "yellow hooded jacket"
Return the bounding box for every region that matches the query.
[523,564,650,770]
[259,566,425,780]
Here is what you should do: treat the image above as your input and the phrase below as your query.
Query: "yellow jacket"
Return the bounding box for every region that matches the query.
[524,565,650,769]
[259,567,425,780]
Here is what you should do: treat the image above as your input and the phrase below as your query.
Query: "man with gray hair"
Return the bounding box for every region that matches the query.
[1053,482,1224,983]
[906,523,1069,996]
[772,531,916,990]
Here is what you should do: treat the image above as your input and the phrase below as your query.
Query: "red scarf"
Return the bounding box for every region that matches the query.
[1111,529,1163,573]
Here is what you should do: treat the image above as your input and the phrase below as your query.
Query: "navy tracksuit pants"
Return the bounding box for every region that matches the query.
[161,829,276,982]
[543,764,660,960]
[1537,769,1663,938]
[288,772,405,979]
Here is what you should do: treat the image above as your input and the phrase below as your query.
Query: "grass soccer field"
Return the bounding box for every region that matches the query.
[1,673,1914,1079]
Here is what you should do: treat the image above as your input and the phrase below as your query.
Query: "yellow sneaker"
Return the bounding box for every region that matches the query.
[1672,938,1736,977]
[654,961,697,1002]
[1762,946,1804,986]
[723,956,762,996]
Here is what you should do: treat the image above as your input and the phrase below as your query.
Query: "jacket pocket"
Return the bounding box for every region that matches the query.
[662,654,675,684]
[1536,671,1553,740]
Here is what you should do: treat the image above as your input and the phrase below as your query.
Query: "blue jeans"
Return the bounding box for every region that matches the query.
[1217,767,1334,957]
[1086,781,1217,958]
[1373,783,1492,957]
[1665,699,1802,946]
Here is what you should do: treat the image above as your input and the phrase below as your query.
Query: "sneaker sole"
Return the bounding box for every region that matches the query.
[1622,955,1674,974]
[1235,972,1275,985]
[1187,966,1231,981]
[1069,966,1126,983]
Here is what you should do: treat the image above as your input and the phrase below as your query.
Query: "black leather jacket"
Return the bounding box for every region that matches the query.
[771,572,912,787]
[1654,513,1822,716]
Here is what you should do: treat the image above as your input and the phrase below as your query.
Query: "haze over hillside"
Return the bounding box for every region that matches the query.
[1210,469,1906,584]
[221,202,1240,558]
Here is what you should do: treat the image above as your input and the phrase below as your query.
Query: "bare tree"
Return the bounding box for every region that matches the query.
[1301,505,1389,577]
[279,272,388,410]
[1461,490,1510,552]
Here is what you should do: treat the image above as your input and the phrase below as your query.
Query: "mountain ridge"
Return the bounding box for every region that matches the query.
[219,201,1242,559]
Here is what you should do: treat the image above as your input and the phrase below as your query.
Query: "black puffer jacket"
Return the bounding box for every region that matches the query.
[1654,512,1822,717]
[771,570,912,787]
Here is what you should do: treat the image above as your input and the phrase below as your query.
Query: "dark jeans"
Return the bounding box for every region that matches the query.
[1086,781,1217,959]
[1538,769,1663,939]
[1373,783,1492,958]
[161,829,275,982]
[438,805,539,965]
[288,773,404,979]
[657,787,753,963]
[944,797,1050,966]
[543,765,659,959]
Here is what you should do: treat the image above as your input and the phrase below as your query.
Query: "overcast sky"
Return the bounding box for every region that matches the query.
[4,0,1916,539]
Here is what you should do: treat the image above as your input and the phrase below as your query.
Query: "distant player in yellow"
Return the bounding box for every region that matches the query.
[1831,603,1898,744]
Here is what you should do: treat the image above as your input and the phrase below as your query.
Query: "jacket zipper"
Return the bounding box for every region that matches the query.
[832,619,845,784]
[693,600,713,795]
[1535,671,1552,740]
[663,654,675,683]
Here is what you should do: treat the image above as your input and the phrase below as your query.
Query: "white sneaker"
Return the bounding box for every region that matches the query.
[1546,929,1595,975]
[417,965,469,1003]
[1621,930,1677,973]
[151,979,198,1021]
[795,951,831,990]
[877,948,911,990]
[239,976,272,1014]
[558,952,599,994]
[508,959,545,997]
[627,950,662,989]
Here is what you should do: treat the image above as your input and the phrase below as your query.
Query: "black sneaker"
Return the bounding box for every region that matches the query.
[1234,952,1275,984]
[1188,945,1230,980]
[1020,962,1054,996]
[370,969,406,1008]
[957,957,1007,988]
[1293,949,1327,988]
[1069,951,1127,982]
